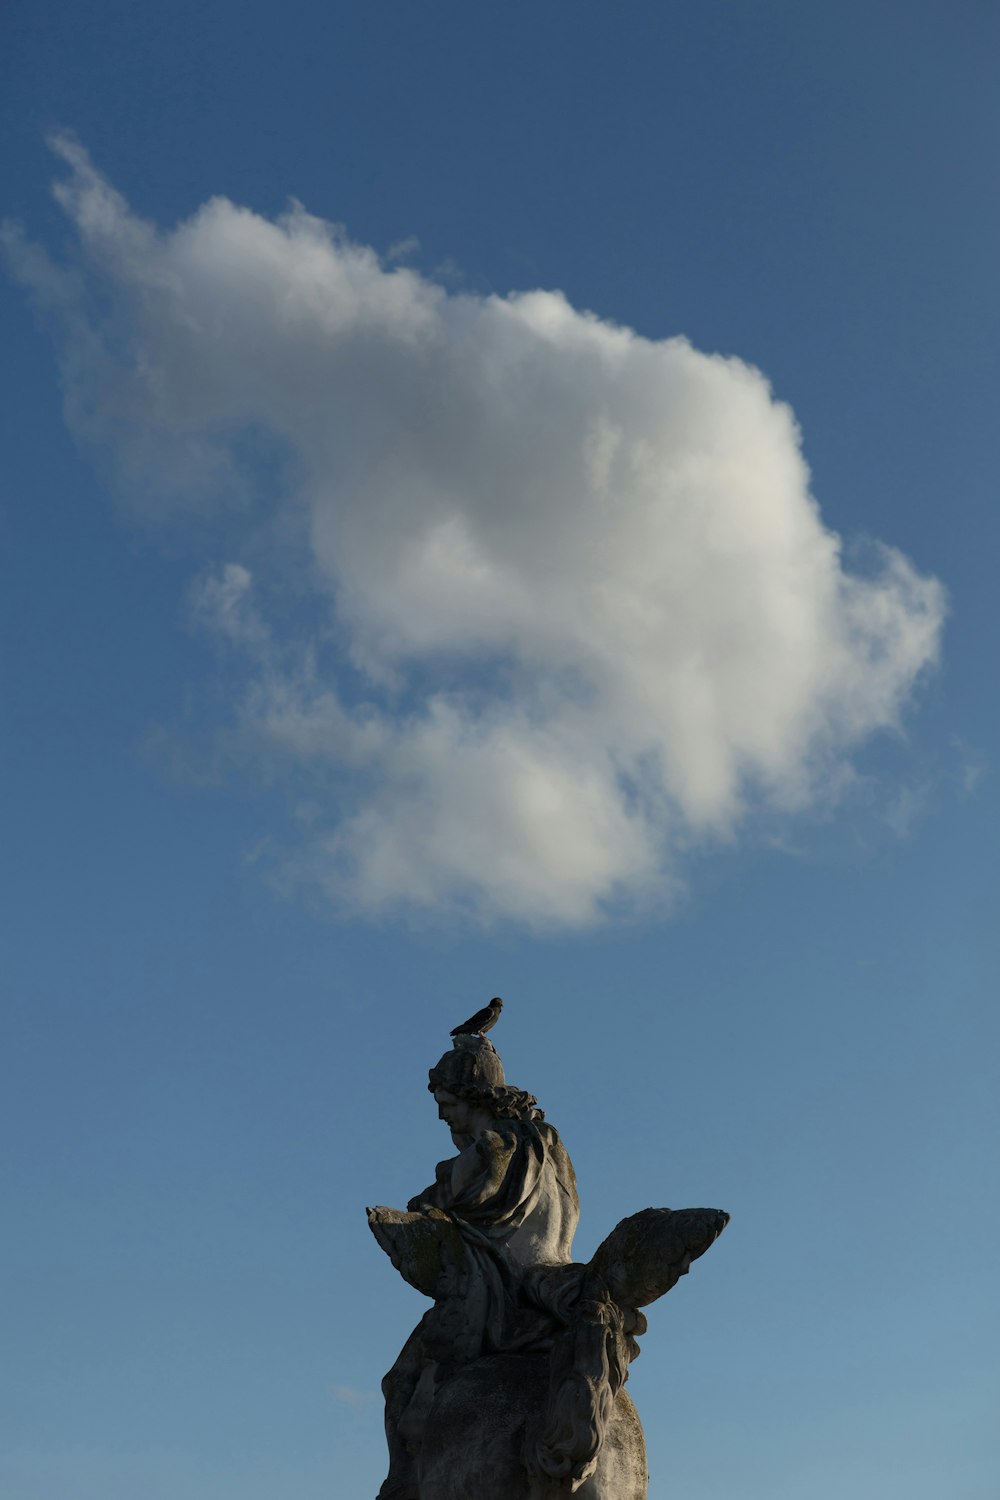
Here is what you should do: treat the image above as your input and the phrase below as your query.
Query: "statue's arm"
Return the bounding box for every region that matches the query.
[406,1155,456,1213]
[449,1137,491,1197]
[447,1127,519,1211]
[406,1181,441,1212]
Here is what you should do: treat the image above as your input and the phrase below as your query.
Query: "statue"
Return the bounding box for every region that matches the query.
[368,1033,729,1500]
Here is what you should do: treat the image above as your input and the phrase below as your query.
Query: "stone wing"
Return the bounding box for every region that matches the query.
[587,1205,730,1307]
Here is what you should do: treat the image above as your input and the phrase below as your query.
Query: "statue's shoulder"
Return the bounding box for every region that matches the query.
[486,1117,559,1152]
[535,1118,569,1153]
[476,1122,520,1157]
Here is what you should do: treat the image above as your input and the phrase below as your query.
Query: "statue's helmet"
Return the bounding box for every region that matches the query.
[428,1034,506,1096]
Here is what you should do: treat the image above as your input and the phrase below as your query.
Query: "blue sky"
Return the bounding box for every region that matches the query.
[2,4,998,1497]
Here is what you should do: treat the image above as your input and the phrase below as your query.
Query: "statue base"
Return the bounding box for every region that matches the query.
[415,1353,647,1500]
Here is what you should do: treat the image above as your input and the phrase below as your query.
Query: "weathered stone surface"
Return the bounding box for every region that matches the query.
[587,1206,731,1307]
[366,1208,467,1300]
[367,1032,728,1499]
[418,1355,647,1500]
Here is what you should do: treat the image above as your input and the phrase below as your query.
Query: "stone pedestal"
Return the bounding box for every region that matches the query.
[418,1354,647,1500]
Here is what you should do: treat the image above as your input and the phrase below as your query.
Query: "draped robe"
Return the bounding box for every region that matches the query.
[375,1116,579,1499]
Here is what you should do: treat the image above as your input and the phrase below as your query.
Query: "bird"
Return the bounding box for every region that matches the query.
[450,996,504,1037]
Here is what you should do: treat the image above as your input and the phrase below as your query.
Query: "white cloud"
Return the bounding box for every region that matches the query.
[332,1383,379,1409]
[385,235,420,264]
[3,136,947,926]
[883,780,931,840]
[190,562,269,647]
[949,735,986,797]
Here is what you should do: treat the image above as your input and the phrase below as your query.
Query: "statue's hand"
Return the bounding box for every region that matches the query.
[367,1205,466,1299]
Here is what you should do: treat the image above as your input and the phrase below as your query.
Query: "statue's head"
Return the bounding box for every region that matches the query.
[428,1036,545,1127]
[429,1034,505,1093]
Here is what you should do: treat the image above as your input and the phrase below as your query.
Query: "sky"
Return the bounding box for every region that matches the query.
[1,3,997,1497]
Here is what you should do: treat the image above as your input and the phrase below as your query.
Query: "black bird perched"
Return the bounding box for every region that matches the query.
[450,996,503,1038]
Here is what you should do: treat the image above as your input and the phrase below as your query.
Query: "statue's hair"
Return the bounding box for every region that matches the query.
[534,1294,631,1488]
[426,1071,546,1124]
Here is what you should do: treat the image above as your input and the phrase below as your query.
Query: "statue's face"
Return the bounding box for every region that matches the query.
[434,1088,468,1133]
[434,1088,491,1146]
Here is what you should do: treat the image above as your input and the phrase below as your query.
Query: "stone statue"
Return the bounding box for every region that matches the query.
[368,1034,728,1500]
